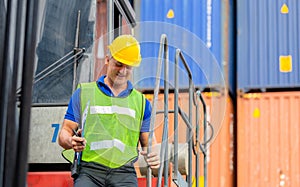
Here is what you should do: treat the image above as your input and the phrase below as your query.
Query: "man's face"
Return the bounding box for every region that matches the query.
[106,57,133,87]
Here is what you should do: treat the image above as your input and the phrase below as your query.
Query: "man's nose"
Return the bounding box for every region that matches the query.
[119,65,127,73]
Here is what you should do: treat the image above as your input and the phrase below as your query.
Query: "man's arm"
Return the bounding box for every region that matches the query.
[58,119,85,152]
[139,132,160,169]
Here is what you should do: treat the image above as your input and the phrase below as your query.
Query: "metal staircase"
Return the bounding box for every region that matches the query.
[146,34,213,187]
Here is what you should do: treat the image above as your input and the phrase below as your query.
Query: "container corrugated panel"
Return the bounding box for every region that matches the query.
[201,93,234,187]
[133,0,227,91]
[237,92,300,187]
[144,92,234,187]
[237,1,300,91]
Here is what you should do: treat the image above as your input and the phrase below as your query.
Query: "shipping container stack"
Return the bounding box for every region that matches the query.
[23,0,300,186]
[237,1,300,187]
[135,1,235,186]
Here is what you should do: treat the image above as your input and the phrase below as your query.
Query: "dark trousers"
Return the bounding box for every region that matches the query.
[74,161,138,187]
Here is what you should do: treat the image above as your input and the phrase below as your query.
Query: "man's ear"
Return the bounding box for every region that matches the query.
[105,55,109,65]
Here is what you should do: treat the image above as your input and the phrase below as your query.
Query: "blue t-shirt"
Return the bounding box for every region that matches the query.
[64,75,152,132]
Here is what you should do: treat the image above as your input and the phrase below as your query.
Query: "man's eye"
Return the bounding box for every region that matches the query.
[115,63,123,67]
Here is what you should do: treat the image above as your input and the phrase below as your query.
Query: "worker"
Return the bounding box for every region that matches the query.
[58,35,160,186]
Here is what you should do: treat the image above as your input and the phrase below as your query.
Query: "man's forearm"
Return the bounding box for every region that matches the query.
[58,129,73,149]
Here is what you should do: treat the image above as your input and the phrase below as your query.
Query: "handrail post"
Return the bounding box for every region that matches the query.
[196,90,208,187]
[174,49,193,187]
[187,59,193,187]
[149,36,210,187]
[195,102,200,187]
[147,34,168,187]
[173,49,179,182]
[162,35,169,187]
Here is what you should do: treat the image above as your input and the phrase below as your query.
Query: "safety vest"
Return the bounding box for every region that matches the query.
[79,82,145,168]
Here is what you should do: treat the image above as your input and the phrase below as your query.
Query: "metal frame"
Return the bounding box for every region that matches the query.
[16,48,85,98]
[0,0,40,186]
[147,34,211,187]
[147,34,169,187]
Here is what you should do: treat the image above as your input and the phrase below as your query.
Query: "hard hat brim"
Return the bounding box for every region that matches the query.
[108,46,142,67]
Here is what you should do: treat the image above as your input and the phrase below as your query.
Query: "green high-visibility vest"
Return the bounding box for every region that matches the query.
[79,82,145,168]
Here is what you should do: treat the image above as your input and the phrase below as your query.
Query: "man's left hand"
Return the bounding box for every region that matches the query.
[140,150,160,169]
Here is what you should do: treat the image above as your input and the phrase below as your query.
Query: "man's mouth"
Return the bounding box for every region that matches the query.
[116,73,126,77]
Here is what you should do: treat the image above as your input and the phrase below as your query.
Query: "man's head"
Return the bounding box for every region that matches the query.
[108,35,141,67]
[105,35,142,88]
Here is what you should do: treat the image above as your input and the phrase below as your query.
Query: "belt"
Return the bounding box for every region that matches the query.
[124,161,134,167]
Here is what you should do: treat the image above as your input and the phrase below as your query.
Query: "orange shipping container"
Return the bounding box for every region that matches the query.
[237,92,300,187]
[141,92,234,187]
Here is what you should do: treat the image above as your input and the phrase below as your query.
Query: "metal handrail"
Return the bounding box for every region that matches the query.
[16,48,85,95]
[174,49,213,187]
[174,49,193,186]
[34,48,85,85]
[147,34,168,187]
[195,90,212,187]
[148,34,212,187]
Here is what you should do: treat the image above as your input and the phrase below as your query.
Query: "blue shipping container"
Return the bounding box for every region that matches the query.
[133,0,229,91]
[237,1,300,92]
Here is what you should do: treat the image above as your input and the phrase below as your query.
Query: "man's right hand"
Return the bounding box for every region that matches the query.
[71,129,86,152]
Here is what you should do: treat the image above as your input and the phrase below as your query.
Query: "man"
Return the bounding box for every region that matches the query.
[58,35,160,186]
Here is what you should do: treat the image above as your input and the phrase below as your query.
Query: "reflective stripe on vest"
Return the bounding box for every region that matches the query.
[90,139,125,152]
[90,105,136,118]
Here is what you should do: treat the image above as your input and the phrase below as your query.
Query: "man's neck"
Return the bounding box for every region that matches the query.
[104,77,127,96]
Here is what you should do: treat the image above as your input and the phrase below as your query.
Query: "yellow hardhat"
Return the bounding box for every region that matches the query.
[108,35,142,67]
